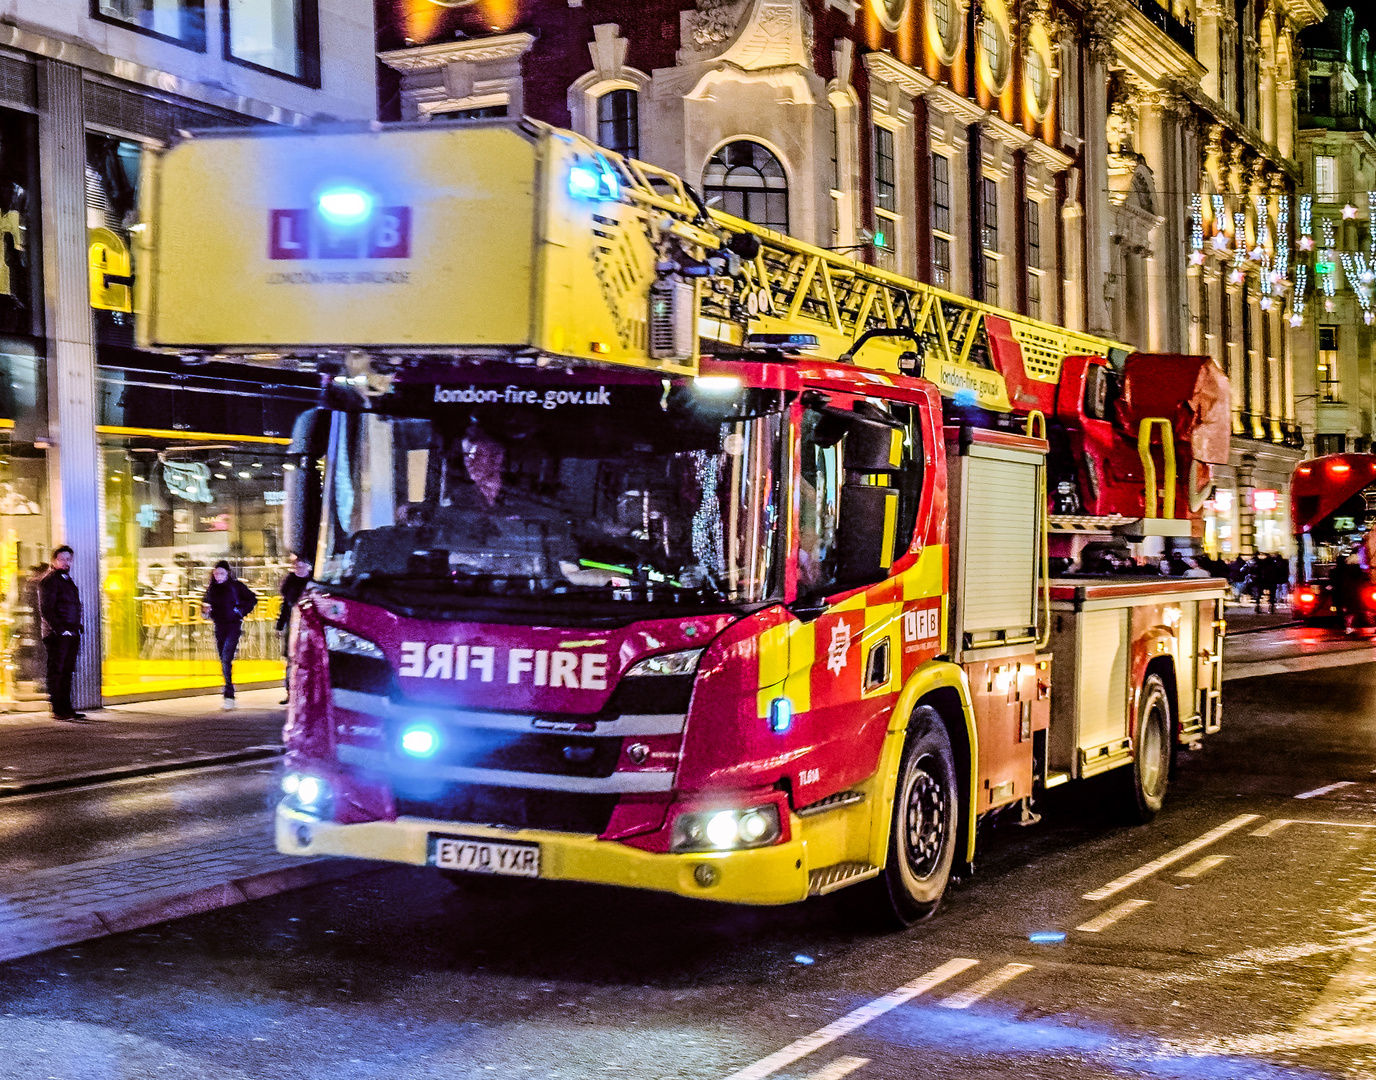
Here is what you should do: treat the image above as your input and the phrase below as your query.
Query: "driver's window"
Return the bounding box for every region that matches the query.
[799,405,842,596]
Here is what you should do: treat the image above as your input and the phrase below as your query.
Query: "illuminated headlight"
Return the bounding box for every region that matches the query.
[399,723,440,758]
[317,186,372,226]
[625,648,703,678]
[281,772,332,818]
[325,625,384,659]
[671,804,781,852]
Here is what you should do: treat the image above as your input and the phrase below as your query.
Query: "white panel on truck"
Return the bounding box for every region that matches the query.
[1076,607,1128,754]
[961,454,1040,634]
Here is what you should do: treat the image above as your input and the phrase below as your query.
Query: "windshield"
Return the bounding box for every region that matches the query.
[318,377,786,614]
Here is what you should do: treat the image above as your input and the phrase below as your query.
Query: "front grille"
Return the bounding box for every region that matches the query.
[429,729,623,778]
[602,674,694,714]
[396,783,618,834]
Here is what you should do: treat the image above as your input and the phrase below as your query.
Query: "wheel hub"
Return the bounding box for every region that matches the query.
[903,765,946,879]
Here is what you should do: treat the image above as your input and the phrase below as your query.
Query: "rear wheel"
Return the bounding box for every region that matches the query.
[1124,673,1172,823]
[843,706,959,929]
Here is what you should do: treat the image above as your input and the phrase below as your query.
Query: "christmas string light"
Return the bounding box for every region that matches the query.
[1211,193,1231,252]
[1299,194,1314,251]
[1255,196,1272,298]
[1291,263,1308,326]
[1189,193,1205,267]
[1274,195,1290,285]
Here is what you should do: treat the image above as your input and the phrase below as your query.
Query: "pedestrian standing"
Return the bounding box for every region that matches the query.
[276,554,311,704]
[202,560,257,710]
[38,545,88,723]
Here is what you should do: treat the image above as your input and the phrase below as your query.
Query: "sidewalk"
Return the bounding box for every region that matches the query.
[0,687,379,964]
[1225,619,1376,680]
[0,687,286,794]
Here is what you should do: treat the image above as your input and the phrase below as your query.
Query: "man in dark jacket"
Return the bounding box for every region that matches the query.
[38,545,86,722]
[276,555,311,704]
[201,560,257,710]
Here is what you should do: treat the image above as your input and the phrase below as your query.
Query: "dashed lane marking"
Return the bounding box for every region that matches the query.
[939,963,1034,1009]
[1295,781,1357,800]
[1256,819,1376,831]
[802,1058,870,1080]
[1251,819,1292,836]
[1075,899,1152,933]
[1081,815,1260,901]
[722,958,978,1080]
[1176,855,1231,878]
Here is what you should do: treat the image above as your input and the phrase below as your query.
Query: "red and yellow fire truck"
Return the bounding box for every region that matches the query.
[1291,454,1376,623]
[137,119,1227,925]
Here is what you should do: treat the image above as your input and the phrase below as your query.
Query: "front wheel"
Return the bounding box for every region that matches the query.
[843,706,959,929]
[1124,673,1172,823]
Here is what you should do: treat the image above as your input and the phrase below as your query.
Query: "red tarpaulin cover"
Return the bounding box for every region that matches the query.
[1115,353,1231,464]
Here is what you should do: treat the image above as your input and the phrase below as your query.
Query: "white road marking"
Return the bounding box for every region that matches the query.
[1250,819,1291,836]
[939,963,1034,1009]
[803,1058,870,1080]
[1259,819,1376,830]
[1295,781,1356,800]
[1075,899,1152,932]
[1082,814,1259,901]
[1175,855,1231,878]
[722,958,978,1080]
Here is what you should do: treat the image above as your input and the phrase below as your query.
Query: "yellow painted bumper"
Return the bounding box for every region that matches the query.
[276,804,811,905]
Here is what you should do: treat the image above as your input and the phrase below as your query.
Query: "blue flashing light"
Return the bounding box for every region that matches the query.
[400,723,440,758]
[568,165,600,200]
[953,387,980,408]
[317,187,373,226]
[768,696,793,733]
[1029,930,1067,944]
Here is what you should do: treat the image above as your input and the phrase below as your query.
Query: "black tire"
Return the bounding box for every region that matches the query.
[1125,673,1172,823]
[843,706,959,930]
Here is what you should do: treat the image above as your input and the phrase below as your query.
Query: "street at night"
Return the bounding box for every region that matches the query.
[3,649,1376,1080]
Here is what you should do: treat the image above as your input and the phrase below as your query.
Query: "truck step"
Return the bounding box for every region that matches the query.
[796,790,866,817]
[808,861,881,896]
[1043,770,1071,788]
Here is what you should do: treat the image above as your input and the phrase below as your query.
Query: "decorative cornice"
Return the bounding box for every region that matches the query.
[863,51,934,96]
[923,80,988,125]
[1026,138,1074,171]
[982,111,1034,151]
[1105,0,1206,86]
[378,33,537,74]
[1277,0,1325,28]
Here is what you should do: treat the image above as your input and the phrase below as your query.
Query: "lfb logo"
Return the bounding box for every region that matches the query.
[268,207,411,261]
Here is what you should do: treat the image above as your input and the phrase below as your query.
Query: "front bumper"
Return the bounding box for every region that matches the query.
[276,803,811,905]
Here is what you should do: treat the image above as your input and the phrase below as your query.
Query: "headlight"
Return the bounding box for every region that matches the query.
[281,772,333,819]
[399,723,440,758]
[626,648,703,678]
[325,625,384,659]
[671,804,781,852]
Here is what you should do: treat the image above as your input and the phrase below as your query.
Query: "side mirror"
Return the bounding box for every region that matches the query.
[284,408,332,559]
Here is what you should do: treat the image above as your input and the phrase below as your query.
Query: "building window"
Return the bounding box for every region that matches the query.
[596,89,639,160]
[703,141,789,234]
[450,105,507,120]
[977,1,1011,94]
[928,0,962,62]
[872,125,897,252]
[1059,32,1080,140]
[1308,75,1331,116]
[874,126,896,213]
[984,254,1000,308]
[1024,37,1052,120]
[1319,324,1341,402]
[931,154,953,284]
[93,0,206,48]
[1026,197,1042,319]
[932,153,951,234]
[982,177,999,252]
[1315,433,1347,456]
[224,0,320,85]
[1315,155,1337,202]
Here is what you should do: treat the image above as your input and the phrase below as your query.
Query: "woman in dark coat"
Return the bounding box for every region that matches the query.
[201,560,257,709]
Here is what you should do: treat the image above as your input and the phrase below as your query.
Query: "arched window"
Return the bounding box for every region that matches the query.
[703,141,789,233]
[597,89,639,160]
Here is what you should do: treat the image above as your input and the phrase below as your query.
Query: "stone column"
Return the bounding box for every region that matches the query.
[37,60,104,710]
[1237,453,1257,558]
[1061,168,1085,331]
[1138,89,1167,352]
[1276,78,1296,162]
[1082,4,1118,337]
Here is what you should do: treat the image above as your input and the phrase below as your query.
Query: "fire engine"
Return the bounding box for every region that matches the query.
[136,119,1227,925]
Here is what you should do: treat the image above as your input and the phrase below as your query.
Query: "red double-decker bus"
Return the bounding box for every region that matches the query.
[1291,454,1376,623]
